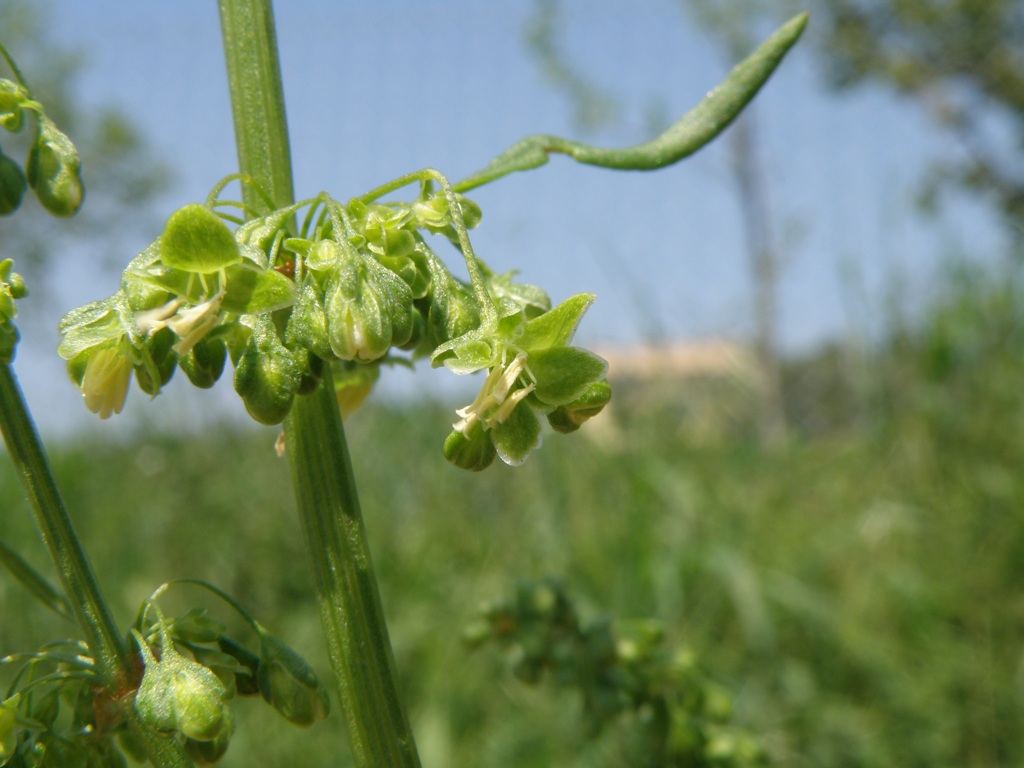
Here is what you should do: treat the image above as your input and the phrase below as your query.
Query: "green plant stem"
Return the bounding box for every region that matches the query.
[218,0,295,216]
[285,371,421,767]
[217,0,421,764]
[454,11,808,192]
[0,364,123,684]
[0,364,193,767]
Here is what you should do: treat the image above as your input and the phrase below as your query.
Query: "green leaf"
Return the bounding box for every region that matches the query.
[221,264,296,314]
[491,402,541,466]
[160,204,241,274]
[529,346,608,405]
[518,293,596,352]
[0,540,72,621]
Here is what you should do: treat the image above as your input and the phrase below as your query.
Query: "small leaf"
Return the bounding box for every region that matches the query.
[160,204,241,274]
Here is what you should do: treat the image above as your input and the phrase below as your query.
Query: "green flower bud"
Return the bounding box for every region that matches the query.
[233,316,302,425]
[132,630,230,743]
[333,359,379,416]
[179,336,227,389]
[134,327,177,396]
[325,249,413,362]
[0,79,28,132]
[184,708,234,766]
[285,280,332,360]
[0,148,26,216]
[26,115,84,217]
[443,421,496,472]
[546,379,611,433]
[257,631,329,727]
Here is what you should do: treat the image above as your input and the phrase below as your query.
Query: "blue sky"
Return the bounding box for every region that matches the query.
[9,0,1009,434]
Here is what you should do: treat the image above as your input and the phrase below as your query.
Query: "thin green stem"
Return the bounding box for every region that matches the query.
[454,12,808,192]
[217,1,421,764]
[0,364,123,686]
[285,370,421,767]
[0,364,192,767]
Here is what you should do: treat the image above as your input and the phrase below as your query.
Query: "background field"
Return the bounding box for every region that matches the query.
[3,259,1023,767]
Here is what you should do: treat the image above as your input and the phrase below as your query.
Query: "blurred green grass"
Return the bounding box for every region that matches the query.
[3,261,1024,766]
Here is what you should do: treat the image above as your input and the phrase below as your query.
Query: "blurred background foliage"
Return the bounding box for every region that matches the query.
[3,0,1024,766]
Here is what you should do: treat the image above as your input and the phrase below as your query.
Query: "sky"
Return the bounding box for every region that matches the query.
[5,0,1010,436]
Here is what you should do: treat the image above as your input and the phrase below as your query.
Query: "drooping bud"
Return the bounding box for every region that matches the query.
[184,708,235,766]
[546,379,611,434]
[325,248,413,363]
[132,630,231,743]
[179,336,227,389]
[0,147,26,216]
[26,115,84,217]
[256,631,330,727]
[443,421,496,472]
[233,316,302,425]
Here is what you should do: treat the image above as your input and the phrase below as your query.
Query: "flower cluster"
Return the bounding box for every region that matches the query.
[59,171,610,469]
[0,593,328,767]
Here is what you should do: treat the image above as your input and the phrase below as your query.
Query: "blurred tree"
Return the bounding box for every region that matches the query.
[813,0,1024,225]
[0,0,170,298]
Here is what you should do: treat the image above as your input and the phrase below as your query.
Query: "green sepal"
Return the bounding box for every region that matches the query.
[184,707,234,766]
[546,379,611,433]
[491,399,542,466]
[443,422,496,471]
[0,79,28,131]
[487,272,550,320]
[179,336,227,389]
[26,115,83,217]
[133,327,177,396]
[57,295,124,361]
[529,346,608,406]
[431,331,498,374]
[216,636,261,697]
[233,316,302,425]
[518,293,596,352]
[221,264,295,315]
[0,148,26,216]
[257,631,330,727]
[286,279,332,360]
[160,204,241,274]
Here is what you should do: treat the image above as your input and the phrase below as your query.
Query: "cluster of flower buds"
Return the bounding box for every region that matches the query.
[128,601,329,765]
[0,73,84,218]
[0,592,328,767]
[464,578,765,766]
[59,170,610,468]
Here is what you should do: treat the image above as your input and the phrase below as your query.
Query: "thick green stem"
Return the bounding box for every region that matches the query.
[217,1,421,764]
[285,370,421,767]
[0,364,192,767]
[218,0,295,216]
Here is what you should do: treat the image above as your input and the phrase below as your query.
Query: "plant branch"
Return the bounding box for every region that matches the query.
[454,12,808,192]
